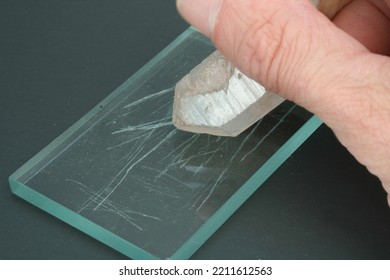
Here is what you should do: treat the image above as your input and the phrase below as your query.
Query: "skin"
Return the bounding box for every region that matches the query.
[176,0,390,205]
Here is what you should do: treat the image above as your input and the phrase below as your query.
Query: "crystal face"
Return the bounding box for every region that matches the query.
[173,51,285,137]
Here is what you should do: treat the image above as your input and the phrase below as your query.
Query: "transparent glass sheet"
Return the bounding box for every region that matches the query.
[9,28,322,259]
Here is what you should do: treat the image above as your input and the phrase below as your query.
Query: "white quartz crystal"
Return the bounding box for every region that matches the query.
[172,51,285,137]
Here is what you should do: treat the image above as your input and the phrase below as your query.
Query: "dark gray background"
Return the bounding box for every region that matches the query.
[1,0,389,259]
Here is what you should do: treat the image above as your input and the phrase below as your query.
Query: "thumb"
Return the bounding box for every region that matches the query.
[177,0,390,204]
[176,0,367,110]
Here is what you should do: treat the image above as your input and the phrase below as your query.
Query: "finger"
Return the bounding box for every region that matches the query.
[176,0,221,37]
[177,0,390,202]
[177,0,367,107]
[318,0,353,18]
[375,0,390,19]
[332,0,390,55]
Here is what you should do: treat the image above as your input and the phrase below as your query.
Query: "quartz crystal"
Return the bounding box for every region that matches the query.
[172,51,285,137]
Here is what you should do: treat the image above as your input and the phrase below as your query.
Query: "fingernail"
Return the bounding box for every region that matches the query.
[176,0,222,37]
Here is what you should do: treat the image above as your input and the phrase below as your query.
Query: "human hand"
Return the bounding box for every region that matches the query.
[176,0,390,205]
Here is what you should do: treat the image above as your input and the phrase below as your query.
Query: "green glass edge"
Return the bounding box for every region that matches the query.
[8,27,198,183]
[9,180,157,260]
[171,115,323,260]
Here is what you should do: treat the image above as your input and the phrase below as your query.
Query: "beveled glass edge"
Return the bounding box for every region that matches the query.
[172,115,323,259]
[8,27,199,183]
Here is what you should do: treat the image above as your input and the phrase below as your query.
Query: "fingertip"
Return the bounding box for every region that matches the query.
[176,0,222,37]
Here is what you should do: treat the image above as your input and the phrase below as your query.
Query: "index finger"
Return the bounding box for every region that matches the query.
[318,0,353,18]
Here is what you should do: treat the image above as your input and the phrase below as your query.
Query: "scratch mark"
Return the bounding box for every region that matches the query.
[193,122,263,211]
[142,165,193,190]
[152,134,200,180]
[154,134,201,180]
[158,134,199,163]
[106,133,147,150]
[79,129,156,212]
[94,129,177,210]
[240,105,296,162]
[133,175,181,198]
[195,170,226,211]
[105,120,117,126]
[228,119,263,165]
[123,87,174,109]
[149,100,173,118]
[175,149,223,165]
[194,105,296,211]
[65,178,162,231]
[65,178,90,192]
[192,149,218,176]
[68,178,161,223]
[190,173,223,210]
[112,117,172,134]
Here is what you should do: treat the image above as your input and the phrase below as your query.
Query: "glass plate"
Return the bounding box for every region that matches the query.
[9,27,322,259]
